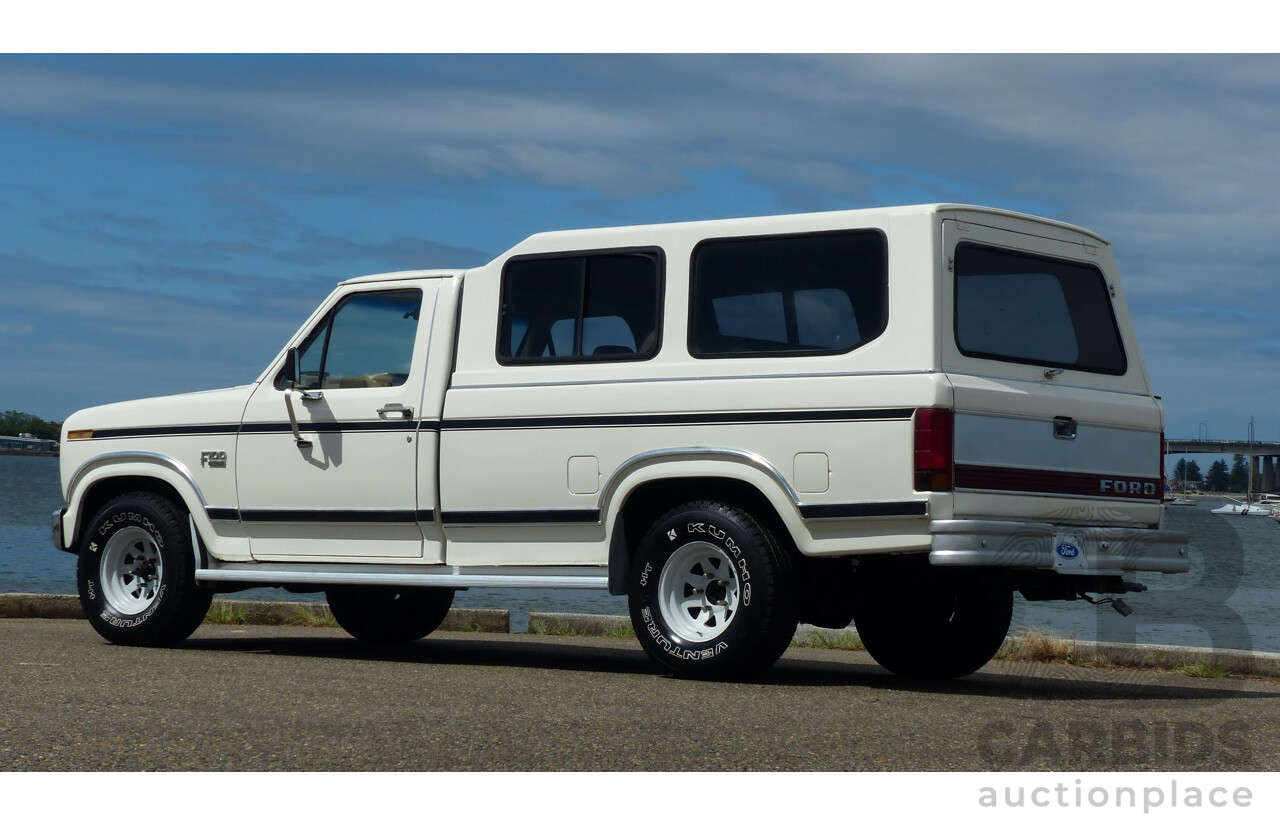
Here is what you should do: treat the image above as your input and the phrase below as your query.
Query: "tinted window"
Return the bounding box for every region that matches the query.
[954,243,1126,374]
[498,250,662,363]
[689,230,887,358]
[279,289,422,390]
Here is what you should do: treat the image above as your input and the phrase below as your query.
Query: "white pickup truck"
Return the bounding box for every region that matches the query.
[53,204,1189,679]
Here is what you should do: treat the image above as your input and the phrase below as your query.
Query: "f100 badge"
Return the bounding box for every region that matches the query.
[1055,542,1081,560]
[200,450,227,469]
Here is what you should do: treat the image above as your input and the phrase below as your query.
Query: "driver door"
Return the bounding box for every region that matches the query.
[237,283,441,561]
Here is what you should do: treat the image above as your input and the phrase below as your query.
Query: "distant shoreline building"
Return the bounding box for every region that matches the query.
[0,433,59,452]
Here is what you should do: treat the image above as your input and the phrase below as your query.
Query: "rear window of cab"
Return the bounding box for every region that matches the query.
[497,248,663,364]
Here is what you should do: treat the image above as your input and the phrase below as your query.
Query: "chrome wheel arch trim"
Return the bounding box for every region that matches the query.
[63,452,212,551]
[598,446,802,518]
[66,451,210,509]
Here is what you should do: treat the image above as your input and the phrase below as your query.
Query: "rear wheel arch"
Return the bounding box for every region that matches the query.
[606,473,801,596]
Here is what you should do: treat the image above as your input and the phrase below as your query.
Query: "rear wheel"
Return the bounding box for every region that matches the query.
[326,587,454,643]
[628,501,798,679]
[852,563,1012,679]
[797,558,858,629]
[77,492,212,646]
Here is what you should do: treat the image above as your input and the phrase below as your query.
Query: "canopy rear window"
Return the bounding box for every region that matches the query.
[954,243,1126,375]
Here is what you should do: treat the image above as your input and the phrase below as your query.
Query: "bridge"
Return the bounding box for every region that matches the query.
[1166,438,1280,492]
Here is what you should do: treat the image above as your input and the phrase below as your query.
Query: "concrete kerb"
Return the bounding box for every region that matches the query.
[0,593,84,620]
[4,593,1279,679]
[527,611,632,637]
[1075,640,1280,680]
[0,593,510,633]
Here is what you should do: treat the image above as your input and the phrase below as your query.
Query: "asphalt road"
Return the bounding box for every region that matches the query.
[2,618,1278,771]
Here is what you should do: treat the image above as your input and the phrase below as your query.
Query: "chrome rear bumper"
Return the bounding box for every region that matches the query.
[929,519,1190,576]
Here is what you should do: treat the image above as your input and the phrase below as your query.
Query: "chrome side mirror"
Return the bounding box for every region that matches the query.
[282,347,320,448]
[282,347,301,388]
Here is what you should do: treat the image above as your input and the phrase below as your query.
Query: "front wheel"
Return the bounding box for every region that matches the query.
[628,501,798,679]
[326,587,455,643]
[77,492,213,646]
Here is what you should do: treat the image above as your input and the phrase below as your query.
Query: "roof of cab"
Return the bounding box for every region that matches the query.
[339,268,464,286]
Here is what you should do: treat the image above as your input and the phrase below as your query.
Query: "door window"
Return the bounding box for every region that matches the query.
[279,289,422,390]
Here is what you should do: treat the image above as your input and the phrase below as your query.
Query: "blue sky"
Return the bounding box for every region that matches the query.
[3,54,1280,445]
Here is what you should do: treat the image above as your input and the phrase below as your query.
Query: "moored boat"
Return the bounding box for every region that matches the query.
[1211,498,1278,516]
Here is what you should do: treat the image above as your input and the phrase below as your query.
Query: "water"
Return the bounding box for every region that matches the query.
[3,452,1277,650]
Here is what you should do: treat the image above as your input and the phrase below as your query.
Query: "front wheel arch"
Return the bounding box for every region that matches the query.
[70,470,204,553]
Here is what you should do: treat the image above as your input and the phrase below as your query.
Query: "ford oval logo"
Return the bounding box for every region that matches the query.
[1056,542,1081,560]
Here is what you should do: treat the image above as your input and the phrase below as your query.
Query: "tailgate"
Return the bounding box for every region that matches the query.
[949,378,1164,527]
[939,214,1164,529]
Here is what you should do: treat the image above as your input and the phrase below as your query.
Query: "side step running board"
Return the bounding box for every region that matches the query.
[195,561,610,590]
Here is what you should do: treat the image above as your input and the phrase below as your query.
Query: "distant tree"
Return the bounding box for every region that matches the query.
[1229,454,1250,493]
[1171,458,1202,483]
[0,411,61,440]
[1205,460,1231,493]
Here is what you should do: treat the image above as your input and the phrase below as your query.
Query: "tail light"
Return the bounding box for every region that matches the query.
[914,408,954,492]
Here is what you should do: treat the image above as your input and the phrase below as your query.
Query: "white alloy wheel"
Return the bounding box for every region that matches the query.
[657,540,741,641]
[99,526,165,615]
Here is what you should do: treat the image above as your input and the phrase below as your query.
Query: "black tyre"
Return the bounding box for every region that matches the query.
[852,566,1012,679]
[77,492,213,646]
[797,557,858,629]
[326,587,455,643]
[628,501,798,679]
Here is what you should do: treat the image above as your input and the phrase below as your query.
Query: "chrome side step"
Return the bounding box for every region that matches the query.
[195,561,610,590]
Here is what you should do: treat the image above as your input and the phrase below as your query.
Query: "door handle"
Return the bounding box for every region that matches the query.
[1053,416,1078,440]
[377,405,414,420]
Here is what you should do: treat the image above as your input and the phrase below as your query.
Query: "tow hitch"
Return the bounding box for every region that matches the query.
[1082,580,1147,617]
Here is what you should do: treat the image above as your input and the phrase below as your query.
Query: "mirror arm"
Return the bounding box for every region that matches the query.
[283,388,312,448]
[281,348,320,447]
